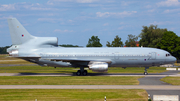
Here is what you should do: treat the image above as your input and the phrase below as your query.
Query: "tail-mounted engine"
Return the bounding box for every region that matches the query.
[7,45,19,57]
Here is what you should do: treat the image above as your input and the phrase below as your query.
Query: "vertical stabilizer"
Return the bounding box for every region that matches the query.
[7,18,35,45]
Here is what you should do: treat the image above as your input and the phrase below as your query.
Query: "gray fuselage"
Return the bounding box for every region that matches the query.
[16,46,176,68]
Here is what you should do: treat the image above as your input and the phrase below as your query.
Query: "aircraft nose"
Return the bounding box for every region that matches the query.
[165,56,176,64]
[172,56,177,62]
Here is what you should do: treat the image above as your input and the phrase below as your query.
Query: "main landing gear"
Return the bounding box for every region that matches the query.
[144,67,149,75]
[76,67,88,76]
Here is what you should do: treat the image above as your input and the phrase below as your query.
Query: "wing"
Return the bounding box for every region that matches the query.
[50,58,111,62]
[43,58,112,67]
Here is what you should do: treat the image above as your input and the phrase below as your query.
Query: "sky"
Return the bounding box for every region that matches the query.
[0,0,180,47]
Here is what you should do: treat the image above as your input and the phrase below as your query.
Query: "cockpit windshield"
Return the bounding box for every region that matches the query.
[166,53,171,57]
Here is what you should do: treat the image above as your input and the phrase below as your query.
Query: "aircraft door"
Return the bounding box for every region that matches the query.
[150,52,156,60]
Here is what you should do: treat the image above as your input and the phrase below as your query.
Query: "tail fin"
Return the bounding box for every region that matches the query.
[7,18,35,45]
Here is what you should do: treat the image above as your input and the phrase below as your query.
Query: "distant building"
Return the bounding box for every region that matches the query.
[124,41,139,47]
[135,41,139,47]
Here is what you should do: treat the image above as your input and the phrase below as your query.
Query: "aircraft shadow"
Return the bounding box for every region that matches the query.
[17,71,179,76]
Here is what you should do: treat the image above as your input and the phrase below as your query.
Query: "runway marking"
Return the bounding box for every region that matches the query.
[0,85,180,90]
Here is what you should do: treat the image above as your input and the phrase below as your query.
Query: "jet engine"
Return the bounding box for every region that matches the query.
[9,50,18,57]
[7,45,19,57]
[88,62,108,72]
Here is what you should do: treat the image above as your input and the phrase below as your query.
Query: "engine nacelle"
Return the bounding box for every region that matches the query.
[88,62,108,72]
[9,50,19,57]
[7,45,19,57]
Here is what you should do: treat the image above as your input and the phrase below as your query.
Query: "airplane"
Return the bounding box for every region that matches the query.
[6,18,176,76]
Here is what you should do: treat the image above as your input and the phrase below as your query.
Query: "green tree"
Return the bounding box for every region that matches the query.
[59,44,79,47]
[106,35,123,47]
[86,36,102,47]
[125,34,138,47]
[157,31,180,59]
[139,25,167,48]
[0,46,10,54]
[106,41,111,47]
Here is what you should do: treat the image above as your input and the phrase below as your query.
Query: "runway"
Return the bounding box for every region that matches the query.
[0,71,179,76]
[0,85,180,90]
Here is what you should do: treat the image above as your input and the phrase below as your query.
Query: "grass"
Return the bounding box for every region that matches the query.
[0,54,19,60]
[0,55,33,64]
[0,66,76,73]
[0,89,148,101]
[174,63,180,66]
[0,76,143,85]
[0,56,34,64]
[0,65,167,73]
[0,60,34,64]
[161,76,180,85]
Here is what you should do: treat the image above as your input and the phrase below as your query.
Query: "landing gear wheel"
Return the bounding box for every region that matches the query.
[144,72,148,75]
[76,70,81,76]
[82,70,87,76]
[144,67,149,75]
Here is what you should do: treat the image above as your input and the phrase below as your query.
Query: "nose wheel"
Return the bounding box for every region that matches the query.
[144,67,149,75]
[144,72,148,75]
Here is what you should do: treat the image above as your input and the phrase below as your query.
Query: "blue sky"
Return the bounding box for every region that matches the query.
[0,0,180,47]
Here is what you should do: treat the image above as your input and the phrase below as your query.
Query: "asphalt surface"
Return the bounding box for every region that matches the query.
[139,76,170,85]
[138,71,179,85]
[0,70,179,100]
[0,71,179,77]
[138,71,180,101]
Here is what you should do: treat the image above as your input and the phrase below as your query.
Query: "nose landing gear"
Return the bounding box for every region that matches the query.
[144,67,149,75]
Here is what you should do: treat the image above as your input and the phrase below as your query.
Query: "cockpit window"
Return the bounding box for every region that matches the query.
[166,54,171,57]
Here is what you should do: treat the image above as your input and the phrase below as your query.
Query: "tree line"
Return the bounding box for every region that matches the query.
[0,46,10,54]
[86,25,180,59]
[1,24,180,59]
